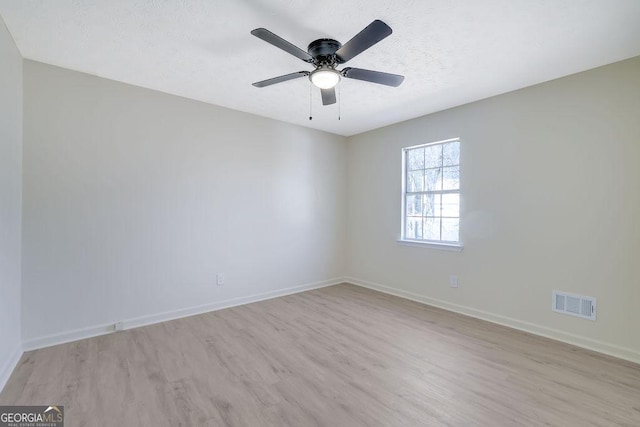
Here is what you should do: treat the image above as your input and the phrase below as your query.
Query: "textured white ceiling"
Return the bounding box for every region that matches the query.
[1,0,639,136]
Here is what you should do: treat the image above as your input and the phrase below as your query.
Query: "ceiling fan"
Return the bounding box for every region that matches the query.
[251,20,404,106]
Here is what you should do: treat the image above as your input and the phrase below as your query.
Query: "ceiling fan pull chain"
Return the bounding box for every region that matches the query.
[309,83,313,120]
[338,84,341,121]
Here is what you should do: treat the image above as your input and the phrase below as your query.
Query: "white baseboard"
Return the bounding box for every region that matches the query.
[23,277,344,352]
[22,323,115,352]
[345,276,640,365]
[0,344,23,393]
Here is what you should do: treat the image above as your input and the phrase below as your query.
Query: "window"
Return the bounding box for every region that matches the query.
[402,138,460,245]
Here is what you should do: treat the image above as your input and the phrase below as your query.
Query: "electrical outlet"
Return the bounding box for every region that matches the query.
[450,275,459,288]
[216,274,224,286]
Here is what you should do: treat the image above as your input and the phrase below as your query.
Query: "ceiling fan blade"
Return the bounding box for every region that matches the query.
[321,88,336,105]
[341,67,404,87]
[251,28,314,63]
[252,71,310,88]
[335,20,392,63]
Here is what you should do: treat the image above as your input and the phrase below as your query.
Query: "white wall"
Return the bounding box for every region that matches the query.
[0,16,23,387]
[346,57,640,362]
[22,61,347,346]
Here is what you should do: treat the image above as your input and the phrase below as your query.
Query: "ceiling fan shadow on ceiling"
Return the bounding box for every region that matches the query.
[250,20,404,107]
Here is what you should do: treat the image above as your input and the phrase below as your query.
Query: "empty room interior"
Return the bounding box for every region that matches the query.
[1,1,640,425]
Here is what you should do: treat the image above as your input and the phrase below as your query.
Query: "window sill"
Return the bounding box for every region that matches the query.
[397,239,463,252]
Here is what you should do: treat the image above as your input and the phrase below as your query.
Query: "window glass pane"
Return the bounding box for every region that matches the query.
[405,217,423,240]
[424,144,442,168]
[443,141,460,166]
[441,218,460,242]
[425,168,441,191]
[407,148,424,170]
[407,170,424,192]
[442,166,459,190]
[424,193,440,217]
[423,217,441,241]
[403,139,460,244]
[441,193,460,217]
[405,195,422,216]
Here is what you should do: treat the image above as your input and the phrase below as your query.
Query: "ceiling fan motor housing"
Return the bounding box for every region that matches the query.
[307,39,342,65]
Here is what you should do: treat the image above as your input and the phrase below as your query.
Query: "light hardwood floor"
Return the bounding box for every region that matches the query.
[2,284,639,426]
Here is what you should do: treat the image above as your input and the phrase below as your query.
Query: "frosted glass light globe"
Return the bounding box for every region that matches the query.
[310,68,340,89]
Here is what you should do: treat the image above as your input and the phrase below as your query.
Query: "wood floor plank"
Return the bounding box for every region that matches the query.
[1,283,639,426]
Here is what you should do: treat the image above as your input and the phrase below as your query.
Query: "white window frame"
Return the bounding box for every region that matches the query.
[399,137,462,251]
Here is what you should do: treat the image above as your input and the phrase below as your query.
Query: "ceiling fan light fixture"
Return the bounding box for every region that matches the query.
[310,68,340,89]
[251,20,403,107]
